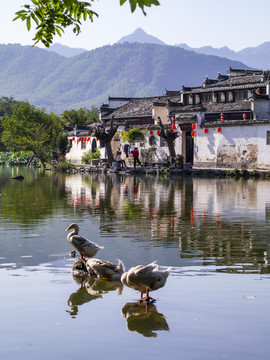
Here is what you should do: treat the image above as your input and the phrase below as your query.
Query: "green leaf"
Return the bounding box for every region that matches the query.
[26,16,31,31]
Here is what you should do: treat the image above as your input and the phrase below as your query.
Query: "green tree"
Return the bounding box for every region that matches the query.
[62,106,98,127]
[0,97,26,151]
[1,102,63,167]
[14,0,160,47]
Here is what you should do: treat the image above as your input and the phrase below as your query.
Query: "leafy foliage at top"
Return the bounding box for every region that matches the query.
[14,0,160,47]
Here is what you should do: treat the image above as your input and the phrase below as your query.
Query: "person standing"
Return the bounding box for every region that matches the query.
[132,147,142,168]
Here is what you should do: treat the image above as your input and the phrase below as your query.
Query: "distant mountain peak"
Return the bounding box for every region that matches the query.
[46,43,87,57]
[117,28,166,46]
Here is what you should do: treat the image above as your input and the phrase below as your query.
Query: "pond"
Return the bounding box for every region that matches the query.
[1,166,270,359]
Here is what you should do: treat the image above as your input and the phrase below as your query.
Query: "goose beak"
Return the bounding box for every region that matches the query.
[65,225,72,231]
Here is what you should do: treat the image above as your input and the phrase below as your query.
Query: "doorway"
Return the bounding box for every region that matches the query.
[185,130,194,165]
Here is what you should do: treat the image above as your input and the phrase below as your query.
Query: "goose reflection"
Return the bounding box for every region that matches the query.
[121,302,169,337]
[67,275,123,318]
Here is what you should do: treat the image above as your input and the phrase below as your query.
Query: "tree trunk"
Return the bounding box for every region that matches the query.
[157,117,178,161]
[93,116,118,165]
[105,140,114,164]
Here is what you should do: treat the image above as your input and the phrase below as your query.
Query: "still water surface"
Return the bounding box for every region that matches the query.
[0,166,270,359]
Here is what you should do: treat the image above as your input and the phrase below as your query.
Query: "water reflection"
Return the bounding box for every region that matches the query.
[65,173,270,273]
[1,166,270,273]
[121,302,169,337]
[67,274,123,318]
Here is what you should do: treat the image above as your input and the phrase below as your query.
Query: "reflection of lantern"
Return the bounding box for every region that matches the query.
[191,130,195,138]
[172,124,176,130]
[157,130,161,135]
[72,137,75,141]
[192,124,196,130]
[204,128,208,134]
[243,113,247,120]
[121,131,124,136]
[149,130,153,135]
[171,116,175,122]
[217,127,221,133]
[221,113,224,121]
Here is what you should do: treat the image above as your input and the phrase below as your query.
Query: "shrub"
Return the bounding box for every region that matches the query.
[121,128,145,142]
[81,148,101,164]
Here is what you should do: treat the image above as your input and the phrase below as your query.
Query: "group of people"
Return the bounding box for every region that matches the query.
[116,145,143,169]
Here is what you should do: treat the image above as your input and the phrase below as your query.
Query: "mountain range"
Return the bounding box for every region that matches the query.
[47,28,270,70]
[2,27,269,114]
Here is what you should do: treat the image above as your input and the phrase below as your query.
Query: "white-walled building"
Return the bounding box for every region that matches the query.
[66,68,270,169]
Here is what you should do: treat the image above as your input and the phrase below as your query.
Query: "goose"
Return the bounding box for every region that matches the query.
[65,223,104,260]
[86,258,125,281]
[121,261,171,303]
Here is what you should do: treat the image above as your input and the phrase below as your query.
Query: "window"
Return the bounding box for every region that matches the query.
[81,138,86,149]
[212,92,217,103]
[160,136,167,147]
[220,92,226,102]
[195,94,200,104]
[228,91,233,102]
[188,95,194,105]
[267,131,270,145]
[149,135,156,146]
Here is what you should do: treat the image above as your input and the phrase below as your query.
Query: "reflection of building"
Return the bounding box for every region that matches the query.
[65,173,270,272]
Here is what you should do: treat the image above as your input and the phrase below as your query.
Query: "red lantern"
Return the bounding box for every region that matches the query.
[204,128,208,134]
[172,124,176,130]
[171,116,175,122]
[87,137,90,141]
[192,124,196,130]
[96,138,99,141]
[258,88,261,94]
[157,130,161,135]
[221,113,224,121]
[217,127,221,133]
[149,130,153,136]
[121,131,124,136]
[83,137,87,142]
[191,130,195,138]
[72,136,75,141]
[243,113,247,120]
[78,137,81,142]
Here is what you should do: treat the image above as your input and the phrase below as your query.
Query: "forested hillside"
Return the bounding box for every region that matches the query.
[0,43,249,113]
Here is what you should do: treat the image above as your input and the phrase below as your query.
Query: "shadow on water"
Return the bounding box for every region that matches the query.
[121,302,169,338]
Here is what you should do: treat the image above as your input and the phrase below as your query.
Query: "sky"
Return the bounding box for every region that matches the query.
[1,0,270,52]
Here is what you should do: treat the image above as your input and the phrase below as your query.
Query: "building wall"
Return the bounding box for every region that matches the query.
[253,100,270,120]
[153,106,168,124]
[66,136,105,165]
[194,124,270,170]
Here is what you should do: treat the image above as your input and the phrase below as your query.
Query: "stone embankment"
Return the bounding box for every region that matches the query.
[69,163,270,180]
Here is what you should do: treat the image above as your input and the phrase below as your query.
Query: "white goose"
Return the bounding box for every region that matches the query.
[65,223,104,260]
[121,261,171,303]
